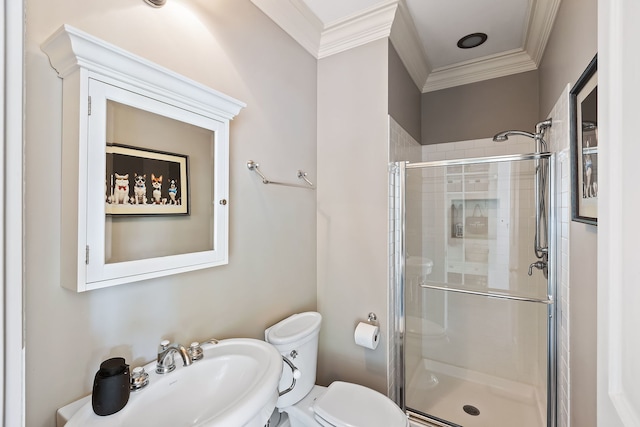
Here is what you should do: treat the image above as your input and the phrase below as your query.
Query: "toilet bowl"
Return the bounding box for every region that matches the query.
[265,312,408,427]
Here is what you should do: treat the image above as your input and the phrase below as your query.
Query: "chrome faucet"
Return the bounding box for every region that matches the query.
[156,340,192,374]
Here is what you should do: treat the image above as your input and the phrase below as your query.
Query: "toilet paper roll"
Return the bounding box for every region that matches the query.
[354,322,380,350]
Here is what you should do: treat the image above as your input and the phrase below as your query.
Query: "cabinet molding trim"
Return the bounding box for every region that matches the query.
[42,25,246,120]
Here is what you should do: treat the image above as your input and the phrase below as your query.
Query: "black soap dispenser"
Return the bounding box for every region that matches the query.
[92,357,130,416]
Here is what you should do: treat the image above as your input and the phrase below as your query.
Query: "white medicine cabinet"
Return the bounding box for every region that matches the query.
[42,25,245,292]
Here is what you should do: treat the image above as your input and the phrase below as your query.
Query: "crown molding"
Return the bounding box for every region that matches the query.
[253,0,561,91]
[423,49,537,92]
[251,0,398,59]
[250,0,323,57]
[389,0,430,90]
[525,0,562,64]
[318,1,398,58]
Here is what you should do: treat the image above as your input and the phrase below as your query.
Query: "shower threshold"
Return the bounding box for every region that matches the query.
[406,359,545,427]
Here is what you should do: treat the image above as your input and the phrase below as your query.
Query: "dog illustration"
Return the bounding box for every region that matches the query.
[168,179,178,205]
[113,173,129,204]
[133,173,147,204]
[151,174,163,204]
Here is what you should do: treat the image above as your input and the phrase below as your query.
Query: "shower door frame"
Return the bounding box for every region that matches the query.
[390,153,557,427]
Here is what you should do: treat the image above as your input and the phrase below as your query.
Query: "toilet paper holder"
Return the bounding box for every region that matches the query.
[354,313,381,350]
[367,312,378,325]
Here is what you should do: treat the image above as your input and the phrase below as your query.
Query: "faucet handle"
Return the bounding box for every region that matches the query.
[528,260,547,276]
[159,339,170,350]
[130,366,149,391]
[188,342,204,362]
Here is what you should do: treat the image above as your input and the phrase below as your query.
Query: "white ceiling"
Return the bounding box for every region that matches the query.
[303,0,382,24]
[406,0,530,69]
[250,0,561,92]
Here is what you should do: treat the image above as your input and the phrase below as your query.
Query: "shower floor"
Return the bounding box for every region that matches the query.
[406,359,544,427]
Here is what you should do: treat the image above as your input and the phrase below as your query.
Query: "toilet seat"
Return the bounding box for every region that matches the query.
[312,382,408,427]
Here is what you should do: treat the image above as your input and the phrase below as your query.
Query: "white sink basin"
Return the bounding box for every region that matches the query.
[63,338,282,427]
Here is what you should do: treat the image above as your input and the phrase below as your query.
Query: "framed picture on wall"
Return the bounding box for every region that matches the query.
[570,54,598,225]
[105,144,189,215]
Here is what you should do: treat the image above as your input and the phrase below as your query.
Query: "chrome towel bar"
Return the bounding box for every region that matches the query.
[247,160,315,190]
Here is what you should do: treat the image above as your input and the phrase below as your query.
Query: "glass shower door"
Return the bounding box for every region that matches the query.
[399,154,555,427]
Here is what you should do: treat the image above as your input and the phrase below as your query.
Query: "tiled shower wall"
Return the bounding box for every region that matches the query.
[547,85,571,427]
[390,117,422,162]
[422,136,533,161]
[388,116,422,401]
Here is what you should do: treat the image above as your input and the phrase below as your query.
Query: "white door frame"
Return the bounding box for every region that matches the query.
[2,0,25,425]
[598,0,640,425]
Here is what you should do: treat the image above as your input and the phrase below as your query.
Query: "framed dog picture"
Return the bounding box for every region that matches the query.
[570,54,598,225]
[105,144,189,215]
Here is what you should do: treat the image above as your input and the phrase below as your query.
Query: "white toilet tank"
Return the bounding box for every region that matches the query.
[265,312,322,408]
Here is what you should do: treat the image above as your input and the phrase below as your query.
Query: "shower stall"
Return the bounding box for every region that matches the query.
[390,151,556,427]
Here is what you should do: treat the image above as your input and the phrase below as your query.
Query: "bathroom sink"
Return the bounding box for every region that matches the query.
[63,338,283,427]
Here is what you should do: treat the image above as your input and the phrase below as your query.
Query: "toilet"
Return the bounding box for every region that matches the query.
[265,312,409,427]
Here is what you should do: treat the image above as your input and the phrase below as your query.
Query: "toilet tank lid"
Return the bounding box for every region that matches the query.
[266,312,322,345]
[313,382,408,427]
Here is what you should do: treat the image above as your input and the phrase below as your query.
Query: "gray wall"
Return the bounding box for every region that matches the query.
[538,0,598,426]
[317,39,390,393]
[568,225,597,427]
[421,70,539,145]
[25,1,317,426]
[388,41,421,142]
[539,0,598,119]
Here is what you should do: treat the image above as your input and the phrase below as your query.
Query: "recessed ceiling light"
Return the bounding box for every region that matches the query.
[457,33,488,49]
